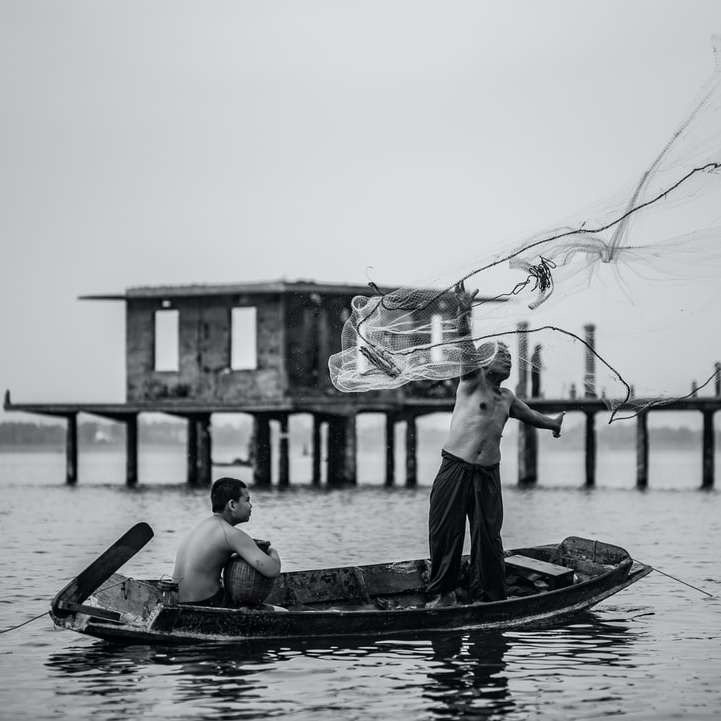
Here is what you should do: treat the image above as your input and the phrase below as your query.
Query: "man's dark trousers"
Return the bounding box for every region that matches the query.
[427,450,506,601]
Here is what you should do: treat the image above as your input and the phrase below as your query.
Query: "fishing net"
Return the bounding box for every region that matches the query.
[329,37,721,421]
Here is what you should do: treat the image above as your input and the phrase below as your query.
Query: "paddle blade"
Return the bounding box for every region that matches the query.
[51,522,154,616]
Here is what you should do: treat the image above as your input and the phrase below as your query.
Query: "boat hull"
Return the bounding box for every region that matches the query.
[51,536,652,645]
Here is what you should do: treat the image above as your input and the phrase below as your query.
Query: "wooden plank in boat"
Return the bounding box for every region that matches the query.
[505,555,574,589]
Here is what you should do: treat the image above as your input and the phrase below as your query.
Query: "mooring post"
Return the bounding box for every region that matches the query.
[311,414,322,486]
[702,410,715,489]
[186,417,199,486]
[125,413,138,487]
[715,362,720,397]
[385,413,396,487]
[405,414,417,488]
[584,324,596,398]
[197,414,212,487]
[65,412,78,485]
[253,414,271,487]
[585,411,596,487]
[636,411,649,489]
[517,323,537,485]
[278,414,290,488]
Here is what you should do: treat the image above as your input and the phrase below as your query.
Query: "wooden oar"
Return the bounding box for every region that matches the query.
[51,522,154,618]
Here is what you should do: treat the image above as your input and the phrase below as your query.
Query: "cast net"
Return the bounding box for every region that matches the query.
[329,38,721,421]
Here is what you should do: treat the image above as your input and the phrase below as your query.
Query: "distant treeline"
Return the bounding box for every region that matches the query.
[0,420,250,448]
[0,418,717,450]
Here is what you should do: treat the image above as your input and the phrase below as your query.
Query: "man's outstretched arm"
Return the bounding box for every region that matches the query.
[510,397,565,437]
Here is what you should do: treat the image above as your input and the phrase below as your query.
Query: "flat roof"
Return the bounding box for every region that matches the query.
[79,279,505,302]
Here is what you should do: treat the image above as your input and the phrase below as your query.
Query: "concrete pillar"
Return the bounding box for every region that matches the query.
[311,415,322,486]
[326,415,357,486]
[253,415,271,487]
[66,413,78,486]
[126,414,138,487]
[343,414,357,485]
[197,414,212,487]
[585,411,596,487]
[518,424,538,485]
[186,417,198,486]
[385,413,396,487]
[278,414,290,488]
[584,324,596,398]
[702,411,715,489]
[636,411,649,489]
[518,335,538,485]
[531,344,542,398]
[326,416,344,487]
[516,321,529,398]
[405,415,417,488]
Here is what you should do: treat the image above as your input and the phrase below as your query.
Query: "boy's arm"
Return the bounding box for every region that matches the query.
[509,396,565,437]
[228,528,282,578]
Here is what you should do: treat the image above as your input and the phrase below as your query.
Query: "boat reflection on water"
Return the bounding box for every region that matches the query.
[45,611,642,720]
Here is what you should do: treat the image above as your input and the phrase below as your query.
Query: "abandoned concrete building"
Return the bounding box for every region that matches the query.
[5,280,465,487]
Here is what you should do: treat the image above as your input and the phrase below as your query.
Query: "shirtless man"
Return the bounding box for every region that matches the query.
[173,476,281,605]
[425,282,564,607]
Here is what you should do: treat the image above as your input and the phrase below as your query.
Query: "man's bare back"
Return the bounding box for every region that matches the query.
[173,479,280,604]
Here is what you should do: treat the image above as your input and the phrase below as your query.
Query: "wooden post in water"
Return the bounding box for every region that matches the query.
[584,411,596,487]
[405,414,417,488]
[253,414,272,487]
[311,415,322,486]
[278,414,290,488]
[715,362,720,397]
[125,413,138,487]
[517,322,537,484]
[187,417,198,485]
[385,413,396,487]
[197,414,212,487]
[702,410,715,489]
[636,411,649,489]
[66,412,78,485]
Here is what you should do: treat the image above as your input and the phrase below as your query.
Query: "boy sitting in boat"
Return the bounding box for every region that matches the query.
[426,283,565,607]
[173,477,281,606]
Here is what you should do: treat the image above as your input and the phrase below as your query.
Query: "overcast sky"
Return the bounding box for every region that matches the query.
[2,1,720,421]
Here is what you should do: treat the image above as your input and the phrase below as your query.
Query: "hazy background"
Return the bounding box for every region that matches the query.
[2,0,721,421]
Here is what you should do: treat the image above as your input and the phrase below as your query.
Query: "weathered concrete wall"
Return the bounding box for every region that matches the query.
[125,288,456,407]
[126,294,286,403]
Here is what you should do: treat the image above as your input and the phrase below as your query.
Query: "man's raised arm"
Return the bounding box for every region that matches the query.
[453,281,480,379]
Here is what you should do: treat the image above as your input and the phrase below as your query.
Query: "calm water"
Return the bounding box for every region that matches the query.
[1,444,720,720]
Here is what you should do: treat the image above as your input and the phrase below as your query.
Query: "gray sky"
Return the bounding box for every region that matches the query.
[2,1,720,418]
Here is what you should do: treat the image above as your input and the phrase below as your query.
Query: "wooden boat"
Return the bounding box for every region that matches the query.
[50,523,652,644]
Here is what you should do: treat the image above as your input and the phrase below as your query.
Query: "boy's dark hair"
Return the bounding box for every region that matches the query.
[211,477,247,512]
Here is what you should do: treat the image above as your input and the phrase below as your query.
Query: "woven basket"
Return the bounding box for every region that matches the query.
[223,552,275,606]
